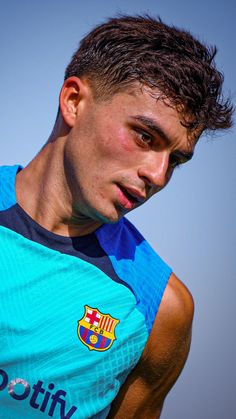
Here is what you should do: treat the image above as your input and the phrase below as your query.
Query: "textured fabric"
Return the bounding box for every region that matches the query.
[0,165,172,419]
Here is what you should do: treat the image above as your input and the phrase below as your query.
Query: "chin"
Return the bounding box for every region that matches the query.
[92,206,124,225]
[97,213,121,225]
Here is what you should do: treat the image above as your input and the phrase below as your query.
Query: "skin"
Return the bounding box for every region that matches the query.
[16,77,196,417]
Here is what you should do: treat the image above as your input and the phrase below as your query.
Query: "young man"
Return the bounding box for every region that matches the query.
[0,15,233,419]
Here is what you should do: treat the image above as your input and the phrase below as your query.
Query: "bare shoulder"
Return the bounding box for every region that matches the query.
[108,273,194,418]
[150,271,194,347]
[141,272,194,376]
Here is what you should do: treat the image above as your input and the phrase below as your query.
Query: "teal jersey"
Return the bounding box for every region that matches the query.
[0,165,172,419]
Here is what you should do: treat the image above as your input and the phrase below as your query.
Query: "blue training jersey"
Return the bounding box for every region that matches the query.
[0,165,172,419]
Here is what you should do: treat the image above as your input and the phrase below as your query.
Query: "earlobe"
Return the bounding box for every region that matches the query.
[59,77,85,127]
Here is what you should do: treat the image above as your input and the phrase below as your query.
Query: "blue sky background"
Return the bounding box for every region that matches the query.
[1,1,235,418]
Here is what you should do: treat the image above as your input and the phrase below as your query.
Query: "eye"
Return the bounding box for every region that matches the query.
[135,129,153,147]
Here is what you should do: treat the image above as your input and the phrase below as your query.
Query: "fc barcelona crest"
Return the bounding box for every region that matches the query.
[77,306,120,351]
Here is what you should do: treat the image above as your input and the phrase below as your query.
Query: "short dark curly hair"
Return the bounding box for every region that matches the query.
[65,15,233,132]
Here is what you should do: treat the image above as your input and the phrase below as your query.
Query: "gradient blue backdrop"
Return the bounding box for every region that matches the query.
[1,1,235,418]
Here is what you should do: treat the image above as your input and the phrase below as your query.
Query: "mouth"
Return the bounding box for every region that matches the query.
[116,184,146,210]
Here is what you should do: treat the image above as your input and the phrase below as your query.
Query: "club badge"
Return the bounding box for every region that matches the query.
[77,305,119,352]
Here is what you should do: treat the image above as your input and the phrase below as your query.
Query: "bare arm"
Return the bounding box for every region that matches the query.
[108,273,194,418]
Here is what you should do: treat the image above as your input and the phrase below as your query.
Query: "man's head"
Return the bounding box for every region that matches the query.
[54,15,233,228]
[65,15,233,133]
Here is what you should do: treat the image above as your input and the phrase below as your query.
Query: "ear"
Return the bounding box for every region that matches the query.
[59,77,89,127]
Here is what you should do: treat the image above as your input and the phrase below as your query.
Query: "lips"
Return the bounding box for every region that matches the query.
[116,184,146,210]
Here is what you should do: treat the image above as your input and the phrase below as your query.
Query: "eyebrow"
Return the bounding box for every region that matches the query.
[132,115,194,161]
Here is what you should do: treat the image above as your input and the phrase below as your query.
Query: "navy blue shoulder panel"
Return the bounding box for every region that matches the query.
[96,219,172,334]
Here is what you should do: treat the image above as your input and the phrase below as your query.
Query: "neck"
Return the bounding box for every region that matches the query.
[16,136,102,237]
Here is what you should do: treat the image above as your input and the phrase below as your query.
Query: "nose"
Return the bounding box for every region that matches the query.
[138,151,170,192]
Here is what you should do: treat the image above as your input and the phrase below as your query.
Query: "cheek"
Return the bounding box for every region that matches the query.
[94,127,136,166]
[102,128,136,166]
[118,130,134,152]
